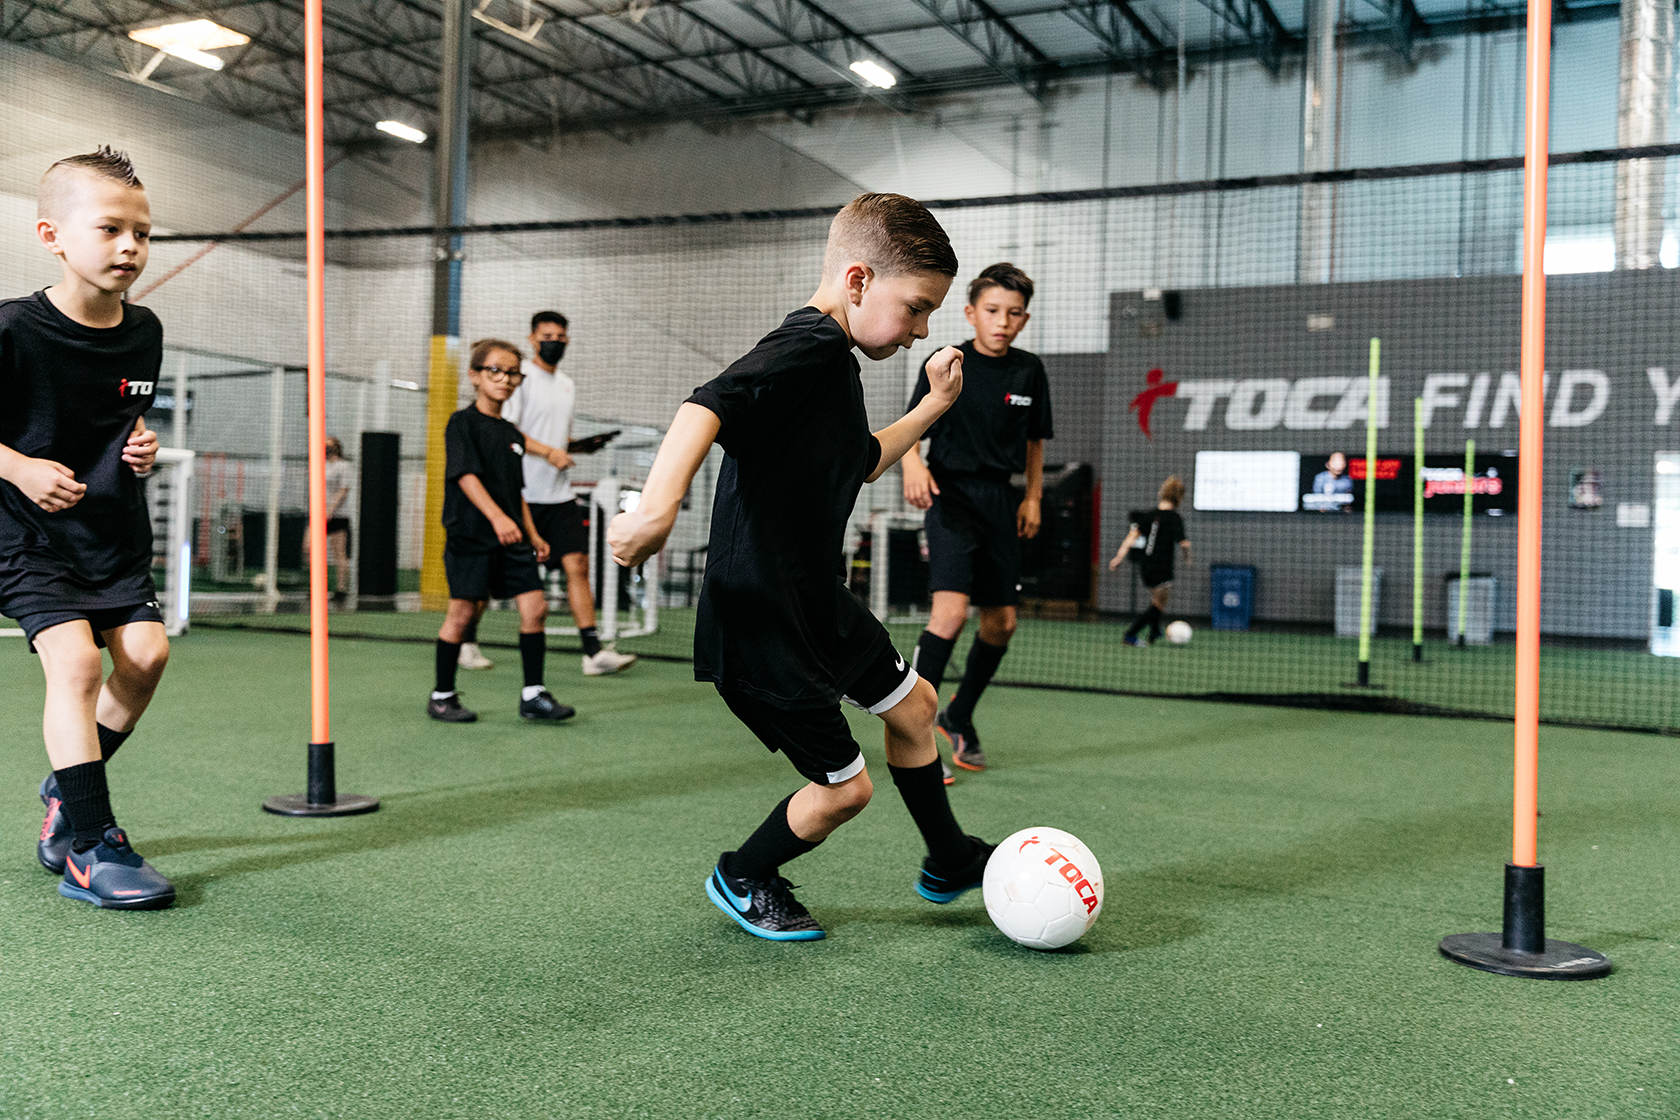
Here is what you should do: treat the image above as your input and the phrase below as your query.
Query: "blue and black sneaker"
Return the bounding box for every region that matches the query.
[59,827,176,910]
[915,835,995,904]
[37,774,70,875]
[519,689,575,723]
[705,853,825,941]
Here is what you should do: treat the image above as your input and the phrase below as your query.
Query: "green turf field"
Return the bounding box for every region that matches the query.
[1,629,1674,1118]
[190,605,1680,733]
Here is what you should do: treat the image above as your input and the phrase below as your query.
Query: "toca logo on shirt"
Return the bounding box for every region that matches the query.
[117,379,155,398]
[1003,393,1033,407]
[511,442,524,456]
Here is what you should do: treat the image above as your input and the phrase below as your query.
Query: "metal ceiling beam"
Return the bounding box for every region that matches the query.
[1202,0,1290,73]
[734,0,921,94]
[906,0,1054,98]
[1062,0,1170,87]
[576,0,819,102]
[1367,0,1427,60]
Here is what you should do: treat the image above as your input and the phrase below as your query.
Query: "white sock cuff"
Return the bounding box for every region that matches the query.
[521,685,547,701]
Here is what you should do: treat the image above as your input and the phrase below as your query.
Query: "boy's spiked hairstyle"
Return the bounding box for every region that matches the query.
[469,338,524,368]
[823,193,958,281]
[530,310,568,332]
[39,145,143,216]
[1159,475,1186,506]
[967,262,1034,308]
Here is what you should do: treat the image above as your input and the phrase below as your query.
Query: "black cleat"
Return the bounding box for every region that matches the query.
[938,708,986,771]
[519,689,575,722]
[37,774,70,875]
[59,827,175,910]
[705,854,825,941]
[916,835,995,904]
[427,693,478,722]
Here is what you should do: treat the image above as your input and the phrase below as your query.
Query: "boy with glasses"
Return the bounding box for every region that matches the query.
[428,339,574,724]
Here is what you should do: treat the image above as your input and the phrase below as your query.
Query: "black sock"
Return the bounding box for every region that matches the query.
[96,724,130,761]
[912,631,956,694]
[946,638,1008,727]
[435,639,461,694]
[579,626,603,658]
[519,631,545,689]
[725,793,821,881]
[54,760,117,852]
[1127,606,1160,639]
[889,761,970,869]
[462,618,479,645]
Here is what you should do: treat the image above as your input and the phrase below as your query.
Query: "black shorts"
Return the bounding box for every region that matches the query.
[13,600,166,653]
[326,517,351,537]
[443,542,544,602]
[924,475,1021,608]
[529,500,589,560]
[1140,566,1174,590]
[718,642,919,785]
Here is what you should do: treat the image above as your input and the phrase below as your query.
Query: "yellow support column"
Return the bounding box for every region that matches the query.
[420,334,459,610]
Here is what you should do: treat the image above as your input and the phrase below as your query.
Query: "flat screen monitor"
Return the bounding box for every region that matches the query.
[1192,451,1302,512]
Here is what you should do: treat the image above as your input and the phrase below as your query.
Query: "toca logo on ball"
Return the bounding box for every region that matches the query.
[1043,847,1100,915]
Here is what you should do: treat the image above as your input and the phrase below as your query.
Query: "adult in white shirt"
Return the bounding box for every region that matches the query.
[502,310,635,676]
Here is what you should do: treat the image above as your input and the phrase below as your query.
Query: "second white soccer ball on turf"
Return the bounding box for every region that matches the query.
[1165,620,1193,645]
[983,827,1104,950]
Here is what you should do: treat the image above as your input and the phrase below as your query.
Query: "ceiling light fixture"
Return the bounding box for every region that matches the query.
[128,20,248,75]
[376,120,428,144]
[849,60,897,89]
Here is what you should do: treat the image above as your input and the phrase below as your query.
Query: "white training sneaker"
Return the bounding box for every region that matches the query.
[458,642,495,670]
[582,648,638,676]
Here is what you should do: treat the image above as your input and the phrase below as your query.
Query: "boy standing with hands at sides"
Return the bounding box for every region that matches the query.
[1110,475,1192,646]
[901,263,1052,777]
[427,339,574,724]
[609,194,994,942]
[2,147,173,908]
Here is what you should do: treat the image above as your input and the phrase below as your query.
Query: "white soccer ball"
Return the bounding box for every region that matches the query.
[983,827,1104,950]
[1166,620,1193,645]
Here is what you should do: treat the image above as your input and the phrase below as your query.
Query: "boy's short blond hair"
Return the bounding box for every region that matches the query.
[823,193,958,281]
[39,145,143,218]
[1159,476,1186,506]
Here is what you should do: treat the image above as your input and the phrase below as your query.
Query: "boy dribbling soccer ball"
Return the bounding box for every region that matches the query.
[608,194,995,941]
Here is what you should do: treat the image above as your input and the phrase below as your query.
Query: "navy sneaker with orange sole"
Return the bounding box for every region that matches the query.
[37,774,70,875]
[59,827,176,910]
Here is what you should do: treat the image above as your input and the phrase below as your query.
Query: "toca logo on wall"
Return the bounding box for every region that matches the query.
[1132,368,1680,433]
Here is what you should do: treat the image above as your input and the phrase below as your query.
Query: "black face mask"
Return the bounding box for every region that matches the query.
[538,340,567,365]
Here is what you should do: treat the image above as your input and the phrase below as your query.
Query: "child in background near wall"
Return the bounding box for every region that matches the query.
[1111,475,1191,647]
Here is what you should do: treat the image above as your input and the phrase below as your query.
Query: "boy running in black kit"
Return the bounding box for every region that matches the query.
[608,194,993,942]
[427,339,574,724]
[901,263,1052,775]
[1,147,173,909]
[1109,475,1192,645]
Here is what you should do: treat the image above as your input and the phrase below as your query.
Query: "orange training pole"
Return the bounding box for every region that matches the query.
[1437,0,1606,977]
[1511,0,1550,871]
[262,0,376,816]
[305,0,329,748]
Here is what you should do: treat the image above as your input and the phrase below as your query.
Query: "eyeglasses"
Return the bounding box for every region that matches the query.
[473,365,524,383]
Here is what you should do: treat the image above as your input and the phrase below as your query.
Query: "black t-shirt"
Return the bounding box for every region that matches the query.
[907,341,1053,481]
[442,405,527,552]
[0,291,162,612]
[1129,508,1186,581]
[688,307,886,709]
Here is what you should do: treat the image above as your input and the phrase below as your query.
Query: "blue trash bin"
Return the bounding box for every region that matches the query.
[1210,564,1256,631]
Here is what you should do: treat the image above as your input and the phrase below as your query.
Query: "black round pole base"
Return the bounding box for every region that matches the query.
[263,741,378,816]
[1412,643,1423,663]
[263,793,380,817]
[1438,933,1611,980]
